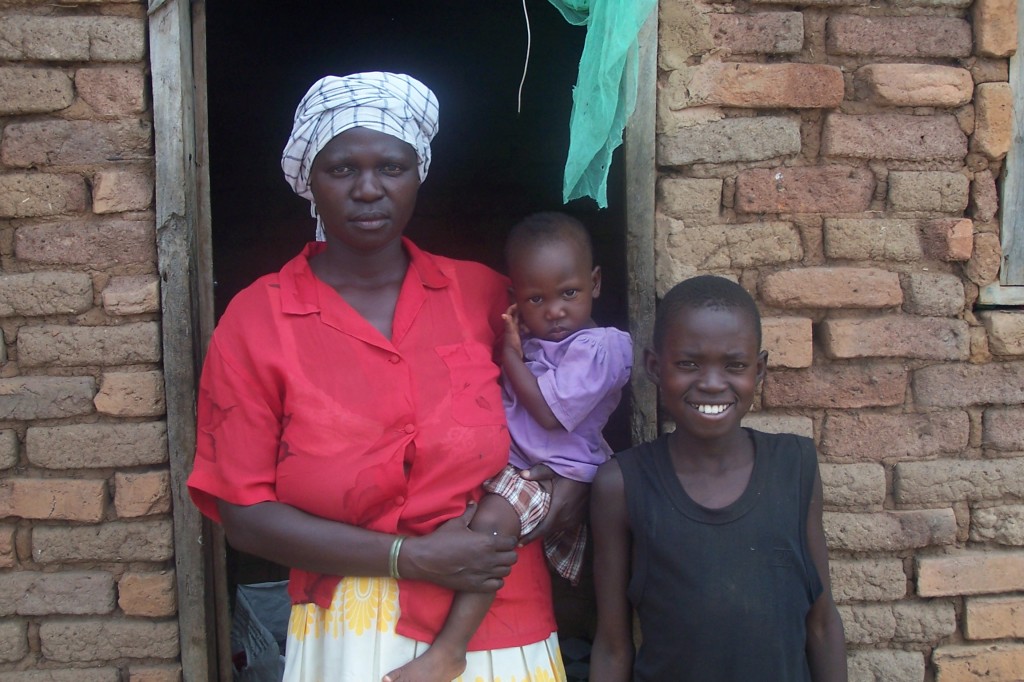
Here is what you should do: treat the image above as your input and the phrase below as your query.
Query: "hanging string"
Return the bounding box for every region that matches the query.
[518,0,531,113]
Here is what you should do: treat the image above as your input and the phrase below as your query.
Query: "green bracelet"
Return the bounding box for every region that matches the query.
[389,535,407,580]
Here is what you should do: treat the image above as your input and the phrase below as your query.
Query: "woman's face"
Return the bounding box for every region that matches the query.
[309,127,420,253]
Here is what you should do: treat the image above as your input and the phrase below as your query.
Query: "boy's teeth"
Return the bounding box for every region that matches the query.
[695,404,728,415]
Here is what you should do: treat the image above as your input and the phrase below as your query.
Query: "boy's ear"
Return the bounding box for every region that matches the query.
[643,346,661,385]
[756,349,768,384]
[591,266,602,298]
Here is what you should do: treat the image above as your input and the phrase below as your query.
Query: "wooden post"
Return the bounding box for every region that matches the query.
[148,0,217,679]
[624,10,659,445]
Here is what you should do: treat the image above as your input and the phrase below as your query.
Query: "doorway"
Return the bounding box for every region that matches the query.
[203,0,630,671]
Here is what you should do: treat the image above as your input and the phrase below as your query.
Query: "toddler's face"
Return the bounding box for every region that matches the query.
[646,305,766,441]
[509,238,600,342]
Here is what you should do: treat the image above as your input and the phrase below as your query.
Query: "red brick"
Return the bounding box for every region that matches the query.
[118,571,176,617]
[4,670,120,682]
[888,171,970,214]
[970,169,999,222]
[0,571,116,616]
[129,666,183,682]
[971,505,1024,546]
[15,220,156,267]
[853,64,973,107]
[830,558,907,603]
[1,119,151,168]
[914,361,1024,407]
[903,457,1024,505]
[0,430,17,470]
[0,376,96,421]
[736,166,875,214]
[686,62,843,109]
[826,15,972,58]
[0,619,28,662]
[821,411,969,461]
[983,407,1024,450]
[965,232,1003,286]
[918,551,1024,596]
[32,520,174,563]
[839,603,895,645]
[27,422,168,469]
[972,83,1013,160]
[903,272,964,316]
[922,218,973,261]
[39,619,179,662]
[965,596,1024,639]
[981,311,1024,356]
[101,275,161,315]
[95,370,166,417]
[973,0,1019,57]
[74,66,146,116]
[0,478,107,522]
[709,12,803,55]
[0,524,15,568]
[761,267,903,309]
[114,470,171,518]
[934,643,1024,681]
[658,117,801,166]
[0,272,93,317]
[893,600,958,643]
[821,316,969,360]
[820,462,886,507]
[823,218,922,262]
[0,173,88,218]
[848,650,925,682]
[762,317,812,368]
[0,66,74,114]
[0,16,146,61]
[825,508,956,552]
[763,364,907,408]
[18,322,161,368]
[658,178,722,218]
[92,169,153,213]
[822,113,967,161]
[659,218,802,273]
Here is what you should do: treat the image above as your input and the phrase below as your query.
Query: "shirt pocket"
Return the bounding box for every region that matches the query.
[436,342,506,427]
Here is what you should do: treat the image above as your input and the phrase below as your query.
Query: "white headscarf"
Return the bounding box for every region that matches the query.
[281,72,440,240]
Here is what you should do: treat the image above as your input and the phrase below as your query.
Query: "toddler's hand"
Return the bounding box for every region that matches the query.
[501,304,524,358]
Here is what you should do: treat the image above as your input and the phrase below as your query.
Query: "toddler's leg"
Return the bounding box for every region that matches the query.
[383,494,522,682]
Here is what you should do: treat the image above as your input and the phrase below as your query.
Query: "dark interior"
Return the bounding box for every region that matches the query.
[205,0,629,647]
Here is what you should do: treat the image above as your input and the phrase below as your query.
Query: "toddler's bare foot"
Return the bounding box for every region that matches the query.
[383,644,467,682]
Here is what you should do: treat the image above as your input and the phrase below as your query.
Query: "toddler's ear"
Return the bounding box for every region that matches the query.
[643,347,661,385]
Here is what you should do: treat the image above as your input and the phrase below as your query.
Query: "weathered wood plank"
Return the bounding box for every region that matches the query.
[148,0,215,679]
[623,10,658,445]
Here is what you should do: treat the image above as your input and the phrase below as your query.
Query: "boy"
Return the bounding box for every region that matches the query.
[589,275,846,682]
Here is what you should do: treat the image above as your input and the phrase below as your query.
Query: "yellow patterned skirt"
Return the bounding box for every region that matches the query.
[284,576,567,682]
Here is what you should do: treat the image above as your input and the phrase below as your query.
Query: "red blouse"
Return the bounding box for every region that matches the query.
[188,239,555,649]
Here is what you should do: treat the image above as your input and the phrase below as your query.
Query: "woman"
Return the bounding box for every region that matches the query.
[187,72,577,681]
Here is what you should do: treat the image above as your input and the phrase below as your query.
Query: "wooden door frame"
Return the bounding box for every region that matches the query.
[150,3,657,679]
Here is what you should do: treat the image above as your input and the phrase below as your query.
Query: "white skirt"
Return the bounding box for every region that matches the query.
[283,576,567,682]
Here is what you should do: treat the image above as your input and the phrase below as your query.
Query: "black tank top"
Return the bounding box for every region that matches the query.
[616,429,822,682]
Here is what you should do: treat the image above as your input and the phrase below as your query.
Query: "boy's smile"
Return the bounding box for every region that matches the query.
[646,304,766,443]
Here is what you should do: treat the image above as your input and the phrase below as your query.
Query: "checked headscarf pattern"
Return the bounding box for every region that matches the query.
[281,72,440,241]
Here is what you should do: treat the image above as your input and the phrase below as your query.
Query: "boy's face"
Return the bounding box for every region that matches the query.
[645,305,767,442]
[509,238,601,342]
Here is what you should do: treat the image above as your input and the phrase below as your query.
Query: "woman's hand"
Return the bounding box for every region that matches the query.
[400,504,518,592]
[518,464,590,544]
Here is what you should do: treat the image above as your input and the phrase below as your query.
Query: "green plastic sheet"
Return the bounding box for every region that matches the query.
[546,0,656,208]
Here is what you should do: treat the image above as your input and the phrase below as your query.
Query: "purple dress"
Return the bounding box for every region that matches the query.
[504,327,633,483]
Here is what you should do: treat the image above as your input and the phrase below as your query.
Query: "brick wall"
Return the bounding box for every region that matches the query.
[0,1,179,681]
[658,0,1021,679]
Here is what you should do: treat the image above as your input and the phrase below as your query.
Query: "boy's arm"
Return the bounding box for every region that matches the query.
[805,468,848,682]
[589,460,635,682]
[501,305,562,430]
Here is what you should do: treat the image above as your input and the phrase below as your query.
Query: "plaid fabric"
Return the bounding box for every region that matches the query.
[484,464,587,585]
[280,72,439,240]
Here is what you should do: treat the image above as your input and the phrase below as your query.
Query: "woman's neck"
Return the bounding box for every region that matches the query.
[312,238,409,290]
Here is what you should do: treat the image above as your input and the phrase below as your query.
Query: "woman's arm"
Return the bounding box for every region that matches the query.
[218,499,517,592]
[589,460,635,682]
[805,470,848,681]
